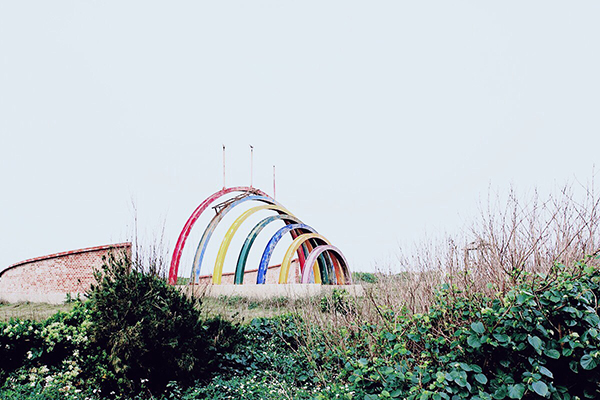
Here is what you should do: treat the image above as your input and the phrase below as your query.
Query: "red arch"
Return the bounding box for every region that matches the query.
[168,187,269,284]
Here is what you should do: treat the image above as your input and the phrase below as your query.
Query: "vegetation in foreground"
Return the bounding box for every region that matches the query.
[2,185,600,399]
[1,255,600,399]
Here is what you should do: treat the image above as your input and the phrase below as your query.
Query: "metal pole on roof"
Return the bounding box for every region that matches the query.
[222,144,226,189]
[250,145,254,188]
[273,165,276,200]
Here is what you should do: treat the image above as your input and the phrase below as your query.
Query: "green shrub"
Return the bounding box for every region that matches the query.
[86,251,220,396]
[0,318,43,384]
[0,302,98,396]
[342,259,600,399]
[352,272,379,284]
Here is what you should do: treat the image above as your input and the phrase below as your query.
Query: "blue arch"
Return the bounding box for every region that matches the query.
[257,223,317,284]
[234,214,305,284]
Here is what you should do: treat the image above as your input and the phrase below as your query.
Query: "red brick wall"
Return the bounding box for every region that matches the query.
[195,259,300,285]
[0,243,131,304]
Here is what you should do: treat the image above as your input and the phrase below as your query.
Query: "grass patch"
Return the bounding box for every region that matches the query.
[0,302,74,322]
[200,295,296,322]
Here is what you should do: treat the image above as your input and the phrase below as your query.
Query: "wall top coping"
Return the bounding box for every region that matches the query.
[1,242,132,277]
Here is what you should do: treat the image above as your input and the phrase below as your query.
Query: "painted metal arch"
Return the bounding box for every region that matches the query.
[279,233,333,284]
[191,195,282,282]
[256,224,317,284]
[170,187,351,286]
[213,205,292,284]
[301,245,352,284]
[235,214,303,284]
[169,186,268,284]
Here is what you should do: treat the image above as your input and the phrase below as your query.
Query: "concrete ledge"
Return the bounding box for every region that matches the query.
[178,284,365,299]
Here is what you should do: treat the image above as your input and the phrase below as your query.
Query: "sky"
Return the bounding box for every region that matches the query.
[1,1,599,277]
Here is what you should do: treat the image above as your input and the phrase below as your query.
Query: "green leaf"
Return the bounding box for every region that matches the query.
[382,366,394,375]
[436,371,446,383]
[531,381,548,396]
[539,366,553,379]
[493,333,509,343]
[584,314,600,327]
[493,385,508,400]
[471,322,485,334]
[528,335,544,354]
[507,384,526,399]
[474,373,488,384]
[459,363,473,371]
[580,354,598,370]
[563,307,580,317]
[516,293,530,304]
[544,349,560,359]
[467,335,482,348]
[470,364,482,373]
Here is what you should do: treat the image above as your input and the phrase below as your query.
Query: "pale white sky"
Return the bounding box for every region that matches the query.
[1,2,599,276]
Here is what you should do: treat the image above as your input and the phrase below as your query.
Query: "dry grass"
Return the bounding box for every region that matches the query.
[276,182,600,363]
[0,302,74,322]
[371,183,600,312]
[199,295,295,322]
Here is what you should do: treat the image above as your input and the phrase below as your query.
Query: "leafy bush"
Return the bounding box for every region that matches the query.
[353,272,379,284]
[185,315,326,399]
[0,302,98,396]
[4,249,600,400]
[341,259,600,399]
[86,251,223,396]
[0,318,43,384]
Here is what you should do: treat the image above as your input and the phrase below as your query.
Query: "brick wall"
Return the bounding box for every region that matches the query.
[0,243,131,304]
[195,259,300,285]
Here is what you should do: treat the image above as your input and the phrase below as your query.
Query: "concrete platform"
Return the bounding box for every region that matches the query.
[177,284,365,299]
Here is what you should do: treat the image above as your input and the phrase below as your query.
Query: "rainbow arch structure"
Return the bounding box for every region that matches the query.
[168,187,352,286]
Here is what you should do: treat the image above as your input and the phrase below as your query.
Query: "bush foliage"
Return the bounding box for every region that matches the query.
[340,260,600,399]
[2,255,600,400]
[86,252,215,395]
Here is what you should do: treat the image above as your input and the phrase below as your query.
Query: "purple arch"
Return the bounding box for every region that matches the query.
[300,245,352,284]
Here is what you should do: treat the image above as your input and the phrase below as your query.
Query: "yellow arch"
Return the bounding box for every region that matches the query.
[279,233,330,284]
[213,205,294,284]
